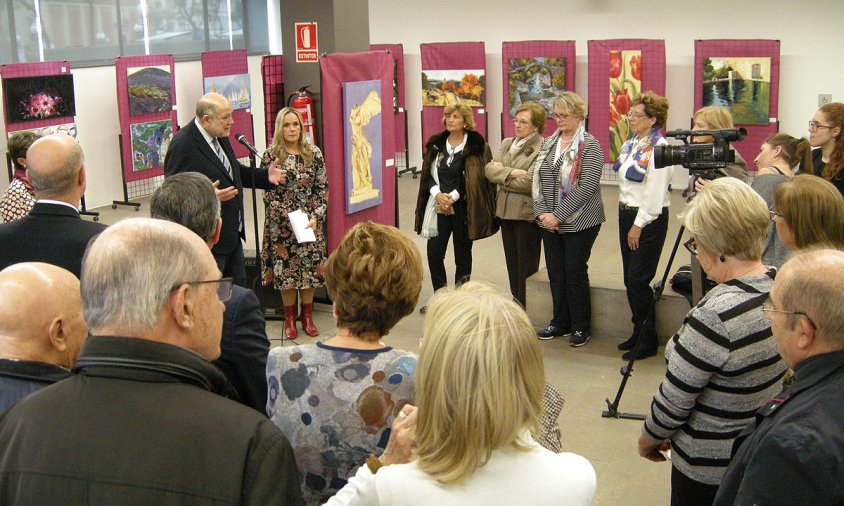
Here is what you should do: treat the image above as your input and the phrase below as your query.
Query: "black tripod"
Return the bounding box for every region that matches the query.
[602,223,687,420]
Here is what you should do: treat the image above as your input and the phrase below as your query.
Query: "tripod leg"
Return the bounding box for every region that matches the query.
[602,225,686,420]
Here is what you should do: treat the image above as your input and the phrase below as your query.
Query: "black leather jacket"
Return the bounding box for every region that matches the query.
[0,336,303,505]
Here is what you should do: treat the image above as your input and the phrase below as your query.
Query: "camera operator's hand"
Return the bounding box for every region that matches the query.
[627,225,642,250]
[694,177,712,193]
[638,433,670,462]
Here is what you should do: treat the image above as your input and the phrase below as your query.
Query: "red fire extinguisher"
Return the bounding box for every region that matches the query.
[288,86,316,145]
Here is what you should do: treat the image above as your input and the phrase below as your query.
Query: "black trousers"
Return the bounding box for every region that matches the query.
[671,466,718,506]
[501,219,542,308]
[214,241,247,288]
[618,207,668,348]
[541,224,601,332]
[427,203,472,291]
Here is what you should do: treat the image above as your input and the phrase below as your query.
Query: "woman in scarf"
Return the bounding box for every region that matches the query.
[0,131,42,222]
[532,92,605,347]
[484,102,546,308]
[413,104,497,312]
[614,91,674,360]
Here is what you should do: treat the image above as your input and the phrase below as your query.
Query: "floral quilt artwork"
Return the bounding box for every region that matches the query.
[3,74,76,124]
[609,50,642,161]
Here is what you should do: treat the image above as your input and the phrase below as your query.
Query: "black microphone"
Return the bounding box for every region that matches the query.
[235,133,261,157]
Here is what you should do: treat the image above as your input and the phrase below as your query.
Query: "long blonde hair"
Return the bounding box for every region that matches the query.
[415,282,544,484]
[269,107,313,167]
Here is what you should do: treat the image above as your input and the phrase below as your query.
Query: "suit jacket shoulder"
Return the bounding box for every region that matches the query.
[214,286,270,414]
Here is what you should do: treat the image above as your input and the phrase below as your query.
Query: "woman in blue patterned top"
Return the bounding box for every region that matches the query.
[266,221,423,504]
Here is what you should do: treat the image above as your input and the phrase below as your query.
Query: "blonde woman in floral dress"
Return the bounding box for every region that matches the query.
[262,107,328,340]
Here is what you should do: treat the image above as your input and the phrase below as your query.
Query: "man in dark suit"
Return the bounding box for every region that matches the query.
[164,92,283,287]
[0,134,106,278]
[150,172,270,414]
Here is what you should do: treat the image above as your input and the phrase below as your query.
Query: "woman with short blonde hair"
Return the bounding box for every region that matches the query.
[329,282,597,505]
[532,91,606,346]
[639,178,786,505]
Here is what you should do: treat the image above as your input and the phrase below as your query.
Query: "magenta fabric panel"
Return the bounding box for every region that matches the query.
[500,40,576,139]
[587,39,666,163]
[370,43,407,152]
[201,50,253,160]
[320,51,397,252]
[1,61,74,132]
[261,55,284,144]
[115,55,176,183]
[420,42,487,149]
[694,40,781,167]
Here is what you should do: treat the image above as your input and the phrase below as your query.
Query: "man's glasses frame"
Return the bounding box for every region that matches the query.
[171,277,233,302]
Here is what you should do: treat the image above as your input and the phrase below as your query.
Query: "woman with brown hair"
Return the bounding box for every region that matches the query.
[414,103,497,312]
[267,221,423,504]
[808,102,844,195]
[773,174,844,252]
[750,133,813,268]
[484,102,546,308]
[613,91,674,359]
[261,107,328,339]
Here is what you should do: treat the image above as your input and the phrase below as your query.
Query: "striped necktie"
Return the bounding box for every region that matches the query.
[213,138,232,177]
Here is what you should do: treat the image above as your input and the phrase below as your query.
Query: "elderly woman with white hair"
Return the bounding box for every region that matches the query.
[327,282,596,505]
[637,178,787,506]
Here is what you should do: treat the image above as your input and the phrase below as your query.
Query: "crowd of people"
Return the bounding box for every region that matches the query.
[0,91,842,505]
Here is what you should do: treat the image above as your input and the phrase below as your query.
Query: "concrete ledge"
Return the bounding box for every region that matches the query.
[527,268,689,346]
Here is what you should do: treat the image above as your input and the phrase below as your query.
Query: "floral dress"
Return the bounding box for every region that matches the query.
[260,145,328,290]
[267,342,417,504]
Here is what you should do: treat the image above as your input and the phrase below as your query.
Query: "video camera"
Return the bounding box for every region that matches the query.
[653,128,747,173]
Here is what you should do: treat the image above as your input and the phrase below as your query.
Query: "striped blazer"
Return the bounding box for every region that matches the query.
[643,268,787,485]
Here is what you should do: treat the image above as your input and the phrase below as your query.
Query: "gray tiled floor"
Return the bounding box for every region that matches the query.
[89,175,685,505]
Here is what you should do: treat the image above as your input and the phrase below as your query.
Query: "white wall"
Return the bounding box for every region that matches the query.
[0,55,269,209]
[369,0,844,171]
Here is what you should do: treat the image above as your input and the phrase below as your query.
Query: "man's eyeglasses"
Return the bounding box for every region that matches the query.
[171,277,234,302]
[808,121,835,132]
[683,237,698,256]
[761,297,810,322]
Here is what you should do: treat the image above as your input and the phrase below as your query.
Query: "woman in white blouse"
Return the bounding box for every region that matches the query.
[613,91,674,360]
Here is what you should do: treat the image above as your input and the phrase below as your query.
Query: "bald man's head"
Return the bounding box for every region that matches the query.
[196,93,234,138]
[776,249,844,348]
[26,134,85,201]
[0,263,87,368]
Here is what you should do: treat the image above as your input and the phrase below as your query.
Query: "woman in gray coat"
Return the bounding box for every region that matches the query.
[484,102,546,308]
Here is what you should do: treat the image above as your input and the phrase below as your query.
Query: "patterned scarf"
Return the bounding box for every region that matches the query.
[558,123,586,199]
[612,128,662,182]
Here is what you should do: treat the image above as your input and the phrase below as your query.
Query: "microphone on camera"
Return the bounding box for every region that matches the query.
[235,134,260,157]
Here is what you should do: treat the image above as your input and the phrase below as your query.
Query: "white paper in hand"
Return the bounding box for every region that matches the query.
[288,209,316,243]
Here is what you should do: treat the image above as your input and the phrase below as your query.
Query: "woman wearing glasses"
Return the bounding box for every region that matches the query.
[638,178,786,506]
[484,102,546,308]
[749,133,813,268]
[612,92,674,359]
[808,102,844,196]
[532,92,605,346]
